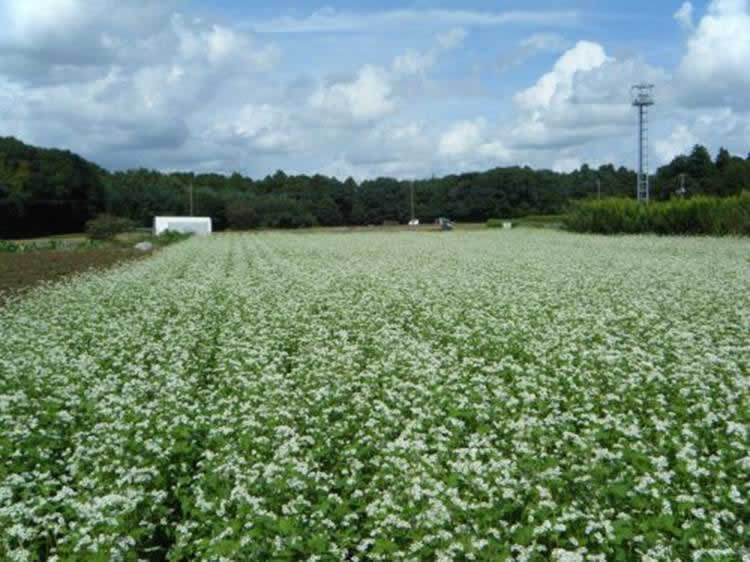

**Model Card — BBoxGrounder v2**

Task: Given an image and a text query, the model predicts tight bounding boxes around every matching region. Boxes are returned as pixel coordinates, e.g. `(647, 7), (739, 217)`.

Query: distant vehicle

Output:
(153, 216), (212, 235)
(437, 217), (454, 231)
(408, 218), (420, 227)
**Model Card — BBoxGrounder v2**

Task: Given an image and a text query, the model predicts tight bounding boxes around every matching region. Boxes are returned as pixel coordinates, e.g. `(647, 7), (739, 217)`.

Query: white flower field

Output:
(1, 230), (748, 561)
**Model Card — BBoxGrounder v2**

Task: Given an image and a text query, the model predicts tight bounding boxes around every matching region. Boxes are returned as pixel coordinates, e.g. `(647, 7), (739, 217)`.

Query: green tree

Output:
(715, 147), (731, 172)
(687, 145), (714, 179)
(0, 157), (31, 214)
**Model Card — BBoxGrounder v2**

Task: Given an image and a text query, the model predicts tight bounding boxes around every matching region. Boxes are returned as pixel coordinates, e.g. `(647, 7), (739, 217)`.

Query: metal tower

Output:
(631, 83), (654, 202)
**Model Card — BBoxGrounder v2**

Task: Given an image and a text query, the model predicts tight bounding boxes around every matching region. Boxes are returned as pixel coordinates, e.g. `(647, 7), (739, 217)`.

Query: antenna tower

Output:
(631, 83), (654, 202)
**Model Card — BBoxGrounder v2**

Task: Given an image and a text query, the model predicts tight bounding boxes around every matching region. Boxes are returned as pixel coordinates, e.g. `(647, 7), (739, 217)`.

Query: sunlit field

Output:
(1, 230), (748, 561)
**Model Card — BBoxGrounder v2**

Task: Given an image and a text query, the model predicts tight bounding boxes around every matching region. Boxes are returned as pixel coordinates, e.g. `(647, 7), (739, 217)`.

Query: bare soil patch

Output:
(0, 248), (145, 297)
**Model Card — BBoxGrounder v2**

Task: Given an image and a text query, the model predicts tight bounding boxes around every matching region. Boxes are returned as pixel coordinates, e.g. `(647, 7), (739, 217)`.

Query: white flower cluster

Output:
(0, 230), (748, 560)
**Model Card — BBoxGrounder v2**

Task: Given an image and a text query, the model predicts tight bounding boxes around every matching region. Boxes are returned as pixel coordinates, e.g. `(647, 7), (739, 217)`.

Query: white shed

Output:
(153, 216), (212, 235)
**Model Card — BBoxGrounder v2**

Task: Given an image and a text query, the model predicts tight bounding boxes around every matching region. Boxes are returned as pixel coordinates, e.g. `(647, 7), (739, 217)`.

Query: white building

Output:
(153, 216), (212, 235)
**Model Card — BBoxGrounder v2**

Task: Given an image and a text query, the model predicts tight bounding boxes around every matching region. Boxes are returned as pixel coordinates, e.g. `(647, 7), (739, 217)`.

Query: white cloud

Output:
(391, 27), (468, 80)
(678, 0), (750, 108)
(652, 107), (750, 166)
(2, 0), (83, 43)
(507, 40), (670, 156)
(249, 8), (579, 33)
(552, 157), (582, 173)
(392, 50), (435, 76)
(498, 32), (570, 71)
(435, 27), (467, 50)
(674, 2), (695, 31)
(515, 41), (610, 110)
(478, 140), (512, 162)
(439, 119), (485, 156)
(209, 103), (299, 153)
(5, 0), (749, 181)
(0, 0), (174, 70)
(171, 15), (280, 69)
(0, 0), (286, 172)
(309, 65), (395, 123)
(520, 32), (569, 52)
(654, 124), (698, 164)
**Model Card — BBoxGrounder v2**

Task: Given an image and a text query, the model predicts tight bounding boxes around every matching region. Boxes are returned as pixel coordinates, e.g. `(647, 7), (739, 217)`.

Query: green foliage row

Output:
(563, 191), (750, 235)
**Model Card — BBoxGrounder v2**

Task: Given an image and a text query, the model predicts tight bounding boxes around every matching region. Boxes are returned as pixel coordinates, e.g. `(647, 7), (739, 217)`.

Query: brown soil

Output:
(0, 248), (146, 298)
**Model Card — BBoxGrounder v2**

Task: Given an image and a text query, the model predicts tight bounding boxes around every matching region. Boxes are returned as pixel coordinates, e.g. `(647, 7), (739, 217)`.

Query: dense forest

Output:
(1, 136), (749, 237)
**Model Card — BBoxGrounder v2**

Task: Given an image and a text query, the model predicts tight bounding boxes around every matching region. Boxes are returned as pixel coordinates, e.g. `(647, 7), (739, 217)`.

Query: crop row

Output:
(1, 230), (748, 561)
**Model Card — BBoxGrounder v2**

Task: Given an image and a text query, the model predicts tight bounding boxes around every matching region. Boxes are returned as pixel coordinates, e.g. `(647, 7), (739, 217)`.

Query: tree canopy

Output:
(1, 136), (748, 238)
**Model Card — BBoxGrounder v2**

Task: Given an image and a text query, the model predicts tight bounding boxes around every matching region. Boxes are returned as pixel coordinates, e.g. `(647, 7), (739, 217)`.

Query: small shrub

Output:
(86, 214), (135, 240)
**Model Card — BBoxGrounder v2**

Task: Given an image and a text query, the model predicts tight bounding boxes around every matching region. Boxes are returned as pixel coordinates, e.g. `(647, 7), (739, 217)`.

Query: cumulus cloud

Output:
(3, 0), (748, 181)
(477, 140), (512, 162)
(507, 41), (670, 153)
(678, 0), (750, 108)
(439, 119), (485, 156)
(514, 41), (611, 110)
(342, 121), (434, 171)
(0, 0), (174, 77)
(172, 17), (280, 69)
(437, 119), (512, 167)
(674, 2), (695, 31)
(652, 107), (750, 165)
(308, 65), (395, 123)
(2, 0), (82, 42)
(654, 124), (698, 164)
(208, 104), (300, 153)
(0, 0), (286, 172)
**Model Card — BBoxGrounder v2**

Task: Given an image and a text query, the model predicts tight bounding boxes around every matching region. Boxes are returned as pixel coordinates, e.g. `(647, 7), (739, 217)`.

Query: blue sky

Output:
(1, 0), (748, 180)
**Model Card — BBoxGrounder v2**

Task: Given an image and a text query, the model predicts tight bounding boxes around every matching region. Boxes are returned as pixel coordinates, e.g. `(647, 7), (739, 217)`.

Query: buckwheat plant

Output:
(1, 230), (748, 560)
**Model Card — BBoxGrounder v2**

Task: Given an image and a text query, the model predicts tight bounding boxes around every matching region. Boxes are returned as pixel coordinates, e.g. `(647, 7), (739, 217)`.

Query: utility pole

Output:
(597, 177), (601, 199)
(189, 182), (194, 216)
(410, 181), (415, 221)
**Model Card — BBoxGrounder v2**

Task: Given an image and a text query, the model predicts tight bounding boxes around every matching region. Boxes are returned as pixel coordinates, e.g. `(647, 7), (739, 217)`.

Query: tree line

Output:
(1, 135), (749, 237)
